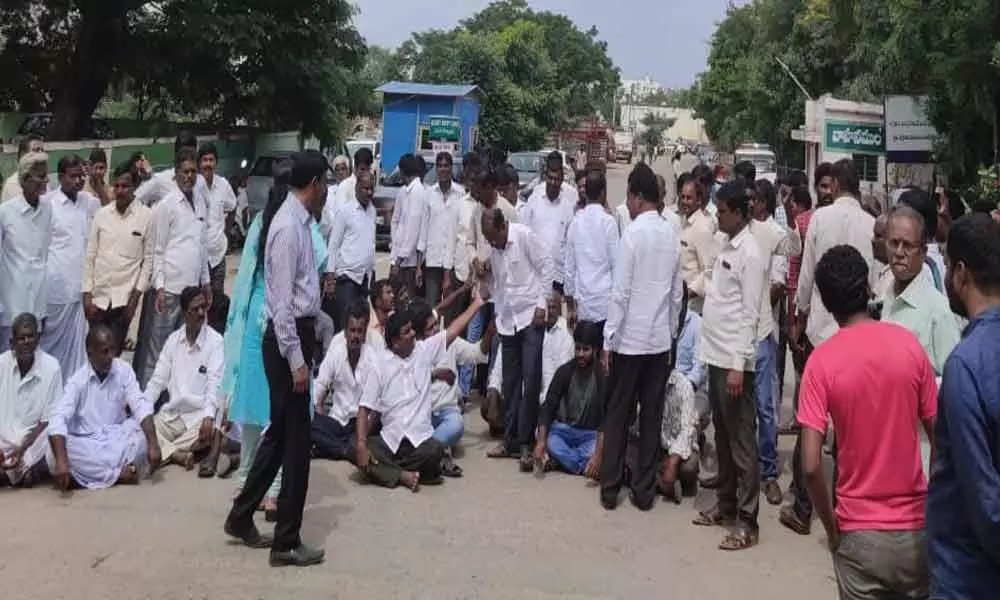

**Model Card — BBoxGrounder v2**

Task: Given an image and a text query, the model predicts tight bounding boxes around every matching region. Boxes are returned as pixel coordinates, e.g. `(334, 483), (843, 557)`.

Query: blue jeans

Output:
(432, 405), (464, 448)
(547, 423), (598, 475)
(459, 307), (486, 397)
(755, 336), (779, 480)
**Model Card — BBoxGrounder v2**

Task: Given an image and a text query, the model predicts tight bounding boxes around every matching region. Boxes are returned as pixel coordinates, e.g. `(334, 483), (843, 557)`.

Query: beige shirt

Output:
(82, 200), (153, 308)
(679, 209), (719, 314)
(795, 196), (876, 346)
(1, 173), (22, 203)
(749, 216), (802, 341)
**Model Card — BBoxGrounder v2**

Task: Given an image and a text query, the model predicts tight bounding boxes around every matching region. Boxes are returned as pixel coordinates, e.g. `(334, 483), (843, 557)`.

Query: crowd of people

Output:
(0, 133), (998, 596)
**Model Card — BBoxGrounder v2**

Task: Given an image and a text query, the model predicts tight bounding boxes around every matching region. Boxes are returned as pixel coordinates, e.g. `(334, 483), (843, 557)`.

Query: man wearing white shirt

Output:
(615, 173), (683, 237)
(323, 171), (376, 332)
(331, 148), (374, 229)
(424, 152), (465, 306)
(521, 151), (577, 297)
(1, 135), (43, 204)
(0, 152), (52, 354)
(135, 132), (203, 208)
(694, 182), (767, 551)
(0, 314), (62, 486)
(541, 295), (575, 406)
(82, 163), (153, 355)
(143, 288), (222, 468)
(197, 143), (237, 302)
(481, 187), (555, 472)
(390, 154), (429, 299)
(40, 155), (101, 381)
(564, 170), (618, 328)
(748, 179), (801, 506)
(677, 173), (720, 315)
(600, 164), (684, 512)
(785, 159), (876, 534)
(133, 148), (211, 389)
(318, 154), (351, 242)
(311, 301), (378, 463)
(355, 291), (485, 491)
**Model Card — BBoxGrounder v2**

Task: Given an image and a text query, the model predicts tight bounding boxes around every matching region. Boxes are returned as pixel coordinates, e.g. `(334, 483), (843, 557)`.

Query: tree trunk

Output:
(48, 1), (128, 140)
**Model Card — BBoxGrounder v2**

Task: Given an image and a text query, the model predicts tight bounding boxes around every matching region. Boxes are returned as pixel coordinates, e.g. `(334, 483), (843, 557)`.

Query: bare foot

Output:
(399, 471), (420, 493)
(117, 464), (139, 485)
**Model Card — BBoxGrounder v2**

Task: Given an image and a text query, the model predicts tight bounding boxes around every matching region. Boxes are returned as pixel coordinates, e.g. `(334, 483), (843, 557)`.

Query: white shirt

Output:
(424, 182), (465, 269)
(82, 200), (154, 309)
(453, 194), (479, 282)
(700, 226), (767, 371)
(748, 216), (801, 341)
(144, 325), (223, 428)
(796, 196), (876, 346)
(604, 211), (684, 355)
(521, 185), (577, 284)
(361, 331), (448, 453)
(325, 198), (376, 285)
(390, 178), (428, 268)
(44, 189), (100, 305)
(564, 204), (618, 322)
(680, 209), (720, 314)
(616, 204), (683, 238)
(334, 174), (357, 210)
(136, 170), (208, 208)
(319, 182), (341, 242)
(0, 195), (53, 325)
(542, 317), (575, 404)
(429, 337), (488, 412)
(1, 173), (21, 203)
(151, 189), (210, 294)
(489, 223), (555, 336)
(201, 174), (237, 267)
(47, 358), (153, 438)
(0, 350), (62, 448)
(312, 330), (381, 426)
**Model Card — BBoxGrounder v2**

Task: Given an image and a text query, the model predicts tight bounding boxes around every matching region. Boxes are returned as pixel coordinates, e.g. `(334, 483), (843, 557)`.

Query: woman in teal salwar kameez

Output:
(222, 174), (328, 517)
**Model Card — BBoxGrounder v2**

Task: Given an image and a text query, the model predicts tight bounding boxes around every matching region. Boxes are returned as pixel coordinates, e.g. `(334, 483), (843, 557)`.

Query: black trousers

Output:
(600, 351), (670, 508)
(323, 275), (368, 334)
(365, 435), (444, 488)
(423, 266), (448, 307)
(88, 303), (130, 357)
(311, 416), (358, 464)
(227, 319), (315, 551)
(707, 365), (760, 529)
(501, 325), (545, 450)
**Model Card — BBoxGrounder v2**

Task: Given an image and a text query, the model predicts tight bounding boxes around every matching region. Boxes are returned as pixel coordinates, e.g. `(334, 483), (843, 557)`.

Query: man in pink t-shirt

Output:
(797, 244), (937, 600)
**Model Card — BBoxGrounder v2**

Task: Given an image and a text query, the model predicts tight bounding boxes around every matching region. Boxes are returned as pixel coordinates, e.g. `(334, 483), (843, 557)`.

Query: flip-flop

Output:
(486, 444), (515, 459)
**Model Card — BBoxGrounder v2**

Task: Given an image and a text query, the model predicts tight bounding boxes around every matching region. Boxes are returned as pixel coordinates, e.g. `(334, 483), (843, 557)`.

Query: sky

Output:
(353, 0), (737, 89)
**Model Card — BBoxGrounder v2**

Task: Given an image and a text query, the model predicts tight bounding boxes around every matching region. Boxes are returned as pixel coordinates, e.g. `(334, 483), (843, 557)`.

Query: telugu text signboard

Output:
(825, 121), (885, 154)
(885, 95), (938, 154)
(428, 116), (461, 142)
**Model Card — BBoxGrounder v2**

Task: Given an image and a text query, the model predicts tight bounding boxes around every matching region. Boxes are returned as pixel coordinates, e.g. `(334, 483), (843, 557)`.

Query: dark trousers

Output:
(500, 325), (545, 450)
(323, 275), (368, 334)
(707, 365), (760, 529)
(210, 260), (226, 300)
(600, 352), (670, 508)
(365, 435), (444, 488)
(227, 319), (315, 552)
(423, 266), (448, 307)
(311, 416), (358, 464)
(398, 266), (420, 301)
(790, 340), (816, 521)
(88, 303), (130, 356)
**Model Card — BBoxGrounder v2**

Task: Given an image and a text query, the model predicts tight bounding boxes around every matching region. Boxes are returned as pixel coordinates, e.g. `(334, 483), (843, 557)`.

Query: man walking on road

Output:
(225, 150), (328, 568)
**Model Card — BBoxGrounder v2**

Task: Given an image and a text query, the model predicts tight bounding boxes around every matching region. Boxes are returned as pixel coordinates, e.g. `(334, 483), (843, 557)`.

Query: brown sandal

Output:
(692, 508), (728, 527)
(487, 443), (515, 459)
(718, 527), (758, 551)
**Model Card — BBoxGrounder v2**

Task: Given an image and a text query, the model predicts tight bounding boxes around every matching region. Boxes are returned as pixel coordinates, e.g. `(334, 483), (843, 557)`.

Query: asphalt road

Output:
(0, 159), (839, 600)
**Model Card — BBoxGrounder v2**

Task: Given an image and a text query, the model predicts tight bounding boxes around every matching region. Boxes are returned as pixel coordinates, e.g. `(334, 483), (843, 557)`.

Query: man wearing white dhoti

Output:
(47, 326), (162, 490)
(0, 152), (52, 354)
(40, 155), (100, 381)
(0, 314), (62, 486)
(144, 287), (223, 468)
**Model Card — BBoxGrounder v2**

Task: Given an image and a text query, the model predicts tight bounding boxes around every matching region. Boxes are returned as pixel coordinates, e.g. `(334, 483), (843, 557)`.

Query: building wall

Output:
(380, 94), (479, 172)
(619, 104), (708, 143)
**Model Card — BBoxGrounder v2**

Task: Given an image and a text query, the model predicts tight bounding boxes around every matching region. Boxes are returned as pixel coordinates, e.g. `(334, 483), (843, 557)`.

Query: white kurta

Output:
(46, 359), (153, 489)
(0, 350), (62, 482)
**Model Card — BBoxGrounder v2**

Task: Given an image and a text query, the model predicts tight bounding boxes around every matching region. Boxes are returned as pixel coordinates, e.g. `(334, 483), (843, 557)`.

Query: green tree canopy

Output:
(393, 0), (620, 151)
(0, 0), (367, 143)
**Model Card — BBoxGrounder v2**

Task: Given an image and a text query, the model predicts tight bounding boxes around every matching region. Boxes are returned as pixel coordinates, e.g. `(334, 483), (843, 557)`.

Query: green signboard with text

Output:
(825, 121), (885, 154)
(428, 116), (461, 142)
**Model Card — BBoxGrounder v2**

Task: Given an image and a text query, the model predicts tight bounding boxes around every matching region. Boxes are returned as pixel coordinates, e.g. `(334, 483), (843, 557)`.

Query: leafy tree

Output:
(0, 0), (367, 143)
(637, 114), (675, 150)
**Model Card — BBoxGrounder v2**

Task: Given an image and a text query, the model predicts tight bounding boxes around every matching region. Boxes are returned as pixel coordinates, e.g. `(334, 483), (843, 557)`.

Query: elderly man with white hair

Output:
(1, 135), (44, 203)
(0, 152), (52, 353)
(319, 154), (352, 241)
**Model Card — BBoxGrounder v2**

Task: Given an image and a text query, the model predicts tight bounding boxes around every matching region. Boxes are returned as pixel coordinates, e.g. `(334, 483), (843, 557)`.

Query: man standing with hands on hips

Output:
(224, 150), (327, 568)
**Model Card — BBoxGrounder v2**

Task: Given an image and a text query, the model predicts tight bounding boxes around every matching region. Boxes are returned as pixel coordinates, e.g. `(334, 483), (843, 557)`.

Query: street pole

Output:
(774, 56), (814, 101)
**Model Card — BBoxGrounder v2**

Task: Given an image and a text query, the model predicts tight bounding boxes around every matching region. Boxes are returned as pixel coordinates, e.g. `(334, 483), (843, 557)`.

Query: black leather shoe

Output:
(269, 544), (326, 567)
(224, 519), (273, 549)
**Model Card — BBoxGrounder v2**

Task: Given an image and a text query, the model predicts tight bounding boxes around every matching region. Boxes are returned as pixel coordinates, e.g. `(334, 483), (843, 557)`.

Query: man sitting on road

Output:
(311, 300), (380, 463)
(368, 278), (395, 346)
(143, 287), (223, 470)
(355, 289), (486, 491)
(658, 370), (700, 502)
(0, 313), (62, 486)
(47, 325), (162, 490)
(533, 321), (606, 478)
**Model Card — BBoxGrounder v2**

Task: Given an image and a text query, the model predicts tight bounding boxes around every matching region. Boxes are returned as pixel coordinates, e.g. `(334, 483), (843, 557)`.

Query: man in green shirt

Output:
(881, 204), (962, 376)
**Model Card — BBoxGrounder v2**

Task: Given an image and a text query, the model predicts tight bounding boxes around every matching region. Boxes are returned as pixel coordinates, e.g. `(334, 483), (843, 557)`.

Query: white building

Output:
(619, 104), (708, 144)
(620, 76), (663, 101)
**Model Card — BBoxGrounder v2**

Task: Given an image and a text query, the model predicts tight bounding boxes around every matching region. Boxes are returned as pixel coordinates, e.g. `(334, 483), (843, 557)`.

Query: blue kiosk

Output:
(376, 81), (481, 174)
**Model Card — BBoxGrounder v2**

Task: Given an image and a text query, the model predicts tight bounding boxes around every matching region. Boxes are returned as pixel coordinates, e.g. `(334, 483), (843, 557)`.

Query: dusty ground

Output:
(0, 160), (840, 600)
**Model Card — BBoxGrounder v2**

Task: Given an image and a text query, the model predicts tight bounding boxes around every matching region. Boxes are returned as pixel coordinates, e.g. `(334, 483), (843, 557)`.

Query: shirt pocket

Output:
(117, 230), (144, 260)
